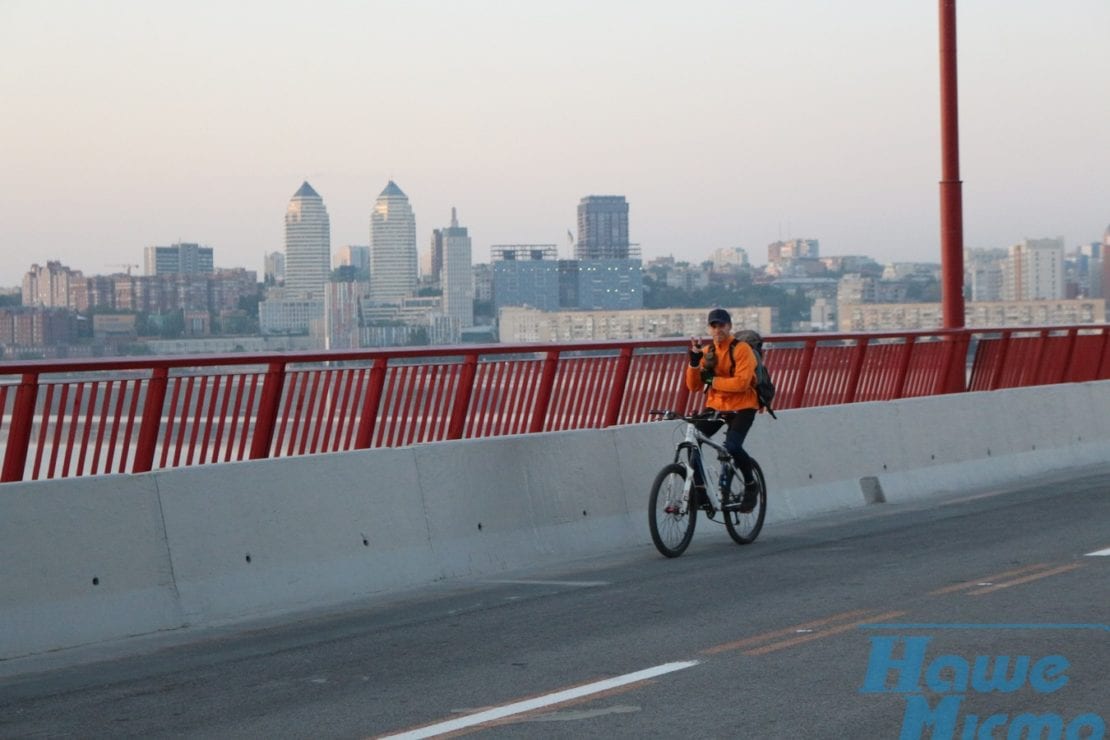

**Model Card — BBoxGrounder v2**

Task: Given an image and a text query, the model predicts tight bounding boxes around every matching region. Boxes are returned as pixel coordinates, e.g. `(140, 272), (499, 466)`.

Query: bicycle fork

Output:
(674, 444), (710, 516)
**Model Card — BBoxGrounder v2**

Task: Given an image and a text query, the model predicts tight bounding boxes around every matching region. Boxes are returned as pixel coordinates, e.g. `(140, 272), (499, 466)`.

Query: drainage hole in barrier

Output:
(931, 454), (935, 460)
(92, 577), (99, 586)
(582, 510), (588, 517)
(477, 523), (483, 531)
(245, 554), (252, 564)
(808, 473), (813, 479)
(987, 448), (991, 456)
(883, 464), (888, 470)
(362, 537), (369, 547)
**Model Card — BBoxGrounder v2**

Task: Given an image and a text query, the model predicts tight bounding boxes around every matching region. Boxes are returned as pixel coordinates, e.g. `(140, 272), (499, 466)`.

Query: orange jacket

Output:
(684, 337), (759, 412)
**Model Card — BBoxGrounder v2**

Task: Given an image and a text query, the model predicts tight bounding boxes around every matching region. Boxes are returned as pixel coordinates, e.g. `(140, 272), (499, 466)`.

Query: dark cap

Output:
(707, 308), (731, 325)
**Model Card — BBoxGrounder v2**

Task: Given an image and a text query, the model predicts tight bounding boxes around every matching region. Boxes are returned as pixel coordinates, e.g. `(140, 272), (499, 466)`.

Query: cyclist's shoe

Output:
(692, 484), (710, 510)
(738, 481), (760, 513)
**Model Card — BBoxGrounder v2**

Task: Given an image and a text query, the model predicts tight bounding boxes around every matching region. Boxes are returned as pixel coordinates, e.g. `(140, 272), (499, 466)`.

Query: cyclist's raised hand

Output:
(688, 337), (704, 367)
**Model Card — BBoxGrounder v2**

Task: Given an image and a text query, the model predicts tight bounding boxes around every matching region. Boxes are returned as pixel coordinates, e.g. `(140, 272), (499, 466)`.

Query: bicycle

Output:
(646, 409), (767, 557)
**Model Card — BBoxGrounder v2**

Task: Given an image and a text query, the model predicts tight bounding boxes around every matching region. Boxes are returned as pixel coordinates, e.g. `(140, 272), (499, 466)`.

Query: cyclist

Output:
(686, 308), (761, 513)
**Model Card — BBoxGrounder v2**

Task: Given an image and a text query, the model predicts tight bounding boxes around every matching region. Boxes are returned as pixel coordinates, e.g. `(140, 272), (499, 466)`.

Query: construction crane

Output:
(106, 263), (140, 276)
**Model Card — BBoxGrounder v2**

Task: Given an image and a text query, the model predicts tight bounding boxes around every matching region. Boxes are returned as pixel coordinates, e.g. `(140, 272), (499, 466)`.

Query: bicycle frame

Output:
(672, 420), (734, 516)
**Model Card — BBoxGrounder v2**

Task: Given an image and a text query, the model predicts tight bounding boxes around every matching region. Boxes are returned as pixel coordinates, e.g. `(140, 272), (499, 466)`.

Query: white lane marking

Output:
(525, 704), (641, 722)
(378, 661), (698, 739)
(485, 579), (610, 587)
(1085, 547), (1110, 557)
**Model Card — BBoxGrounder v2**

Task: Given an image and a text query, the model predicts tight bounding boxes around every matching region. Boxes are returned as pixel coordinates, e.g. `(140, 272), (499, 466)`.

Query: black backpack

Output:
(729, 331), (778, 419)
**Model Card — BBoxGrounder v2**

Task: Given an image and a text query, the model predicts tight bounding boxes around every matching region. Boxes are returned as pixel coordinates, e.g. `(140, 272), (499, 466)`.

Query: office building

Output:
(284, 181), (331, 297)
(837, 299), (1104, 332)
(144, 243), (214, 276)
(22, 261), (81, 308)
(334, 245), (371, 276)
(573, 258), (643, 310)
(966, 249), (1007, 302)
(1003, 238), (1064, 301)
(440, 208), (474, 330)
(768, 239), (819, 264)
(498, 306), (773, 343)
(324, 279), (368, 350)
(709, 247), (750, 270)
(264, 251), (285, 286)
(472, 263), (493, 303)
(576, 195), (630, 260)
(259, 290), (325, 336)
(491, 244), (560, 311)
(428, 229), (444, 285)
(369, 180), (418, 304)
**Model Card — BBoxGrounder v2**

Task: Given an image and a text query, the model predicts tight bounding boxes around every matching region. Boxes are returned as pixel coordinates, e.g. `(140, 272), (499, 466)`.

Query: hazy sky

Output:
(2, 0), (1108, 287)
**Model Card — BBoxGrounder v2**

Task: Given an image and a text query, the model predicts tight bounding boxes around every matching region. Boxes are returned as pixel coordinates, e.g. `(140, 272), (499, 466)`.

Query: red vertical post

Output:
(446, 353), (479, 440)
(1098, 328), (1110, 380)
(939, 0), (965, 332)
(893, 335), (917, 399)
(842, 339), (870, 404)
(529, 350), (561, 434)
(939, 0), (967, 395)
(671, 353), (692, 414)
(950, 330), (971, 393)
(1, 373), (39, 483)
(790, 339), (817, 409)
(133, 367), (168, 473)
(1059, 327), (1079, 383)
(1029, 329), (1050, 386)
(934, 331), (970, 395)
(249, 361), (287, 460)
(354, 358), (388, 449)
(603, 347), (634, 427)
(989, 330), (1012, 390)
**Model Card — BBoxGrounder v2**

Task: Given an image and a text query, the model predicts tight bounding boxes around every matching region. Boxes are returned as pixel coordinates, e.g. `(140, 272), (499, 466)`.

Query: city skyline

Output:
(2, 1), (1108, 287)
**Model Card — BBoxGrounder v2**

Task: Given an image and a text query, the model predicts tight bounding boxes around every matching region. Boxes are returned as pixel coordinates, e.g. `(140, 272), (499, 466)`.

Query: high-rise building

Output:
(576, 195), (629, 260)
(965, 248), (1007, 302)
(370, 181), (418, 304)
(22, 261), (81, 308)
(264, 251), (285, 286)
(491, 244), (560, 311)
(144, 243), (214, 276)
(324, 277), (368, 350)
(1102, 225), (1110, 302)
(573, 259), (644, 310)
(710, 247), (750, 270)
(1004, 238), (1064, 301)
(334, 245), (371, 276)
(428, 229), (444, 285)
(441, 208), (474, 330)
(768, 239), (820, 265)
(284, 181), (331, 297)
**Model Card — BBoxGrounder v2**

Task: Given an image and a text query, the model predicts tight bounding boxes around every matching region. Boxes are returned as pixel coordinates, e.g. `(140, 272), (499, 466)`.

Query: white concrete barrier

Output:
(0, 474), (183, 660)
(152, 446), (437, 624)
(1, 380), (1107, 659)
(415, 429), (642, 578)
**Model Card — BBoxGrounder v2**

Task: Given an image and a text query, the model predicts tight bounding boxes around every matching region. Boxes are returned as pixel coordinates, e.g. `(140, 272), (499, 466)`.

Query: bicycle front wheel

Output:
(648, 463), (697, 558)
(724, 460), (767, 545)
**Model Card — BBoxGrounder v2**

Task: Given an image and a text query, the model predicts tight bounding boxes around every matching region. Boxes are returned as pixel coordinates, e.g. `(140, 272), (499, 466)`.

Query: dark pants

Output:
(696, 409), (757, 484)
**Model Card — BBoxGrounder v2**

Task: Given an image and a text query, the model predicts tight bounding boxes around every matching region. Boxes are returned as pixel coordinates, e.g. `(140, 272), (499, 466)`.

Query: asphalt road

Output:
(2, 465), (1108, 739)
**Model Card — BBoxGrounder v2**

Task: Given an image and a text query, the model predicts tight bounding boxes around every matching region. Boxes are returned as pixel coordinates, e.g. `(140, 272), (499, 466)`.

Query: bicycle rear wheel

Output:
(648, 463), (697, 557)
(724, 460), (767, 545)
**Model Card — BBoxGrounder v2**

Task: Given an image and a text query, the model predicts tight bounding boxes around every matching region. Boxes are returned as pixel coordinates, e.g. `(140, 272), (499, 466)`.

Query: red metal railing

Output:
(1, 325), (1107, 484)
